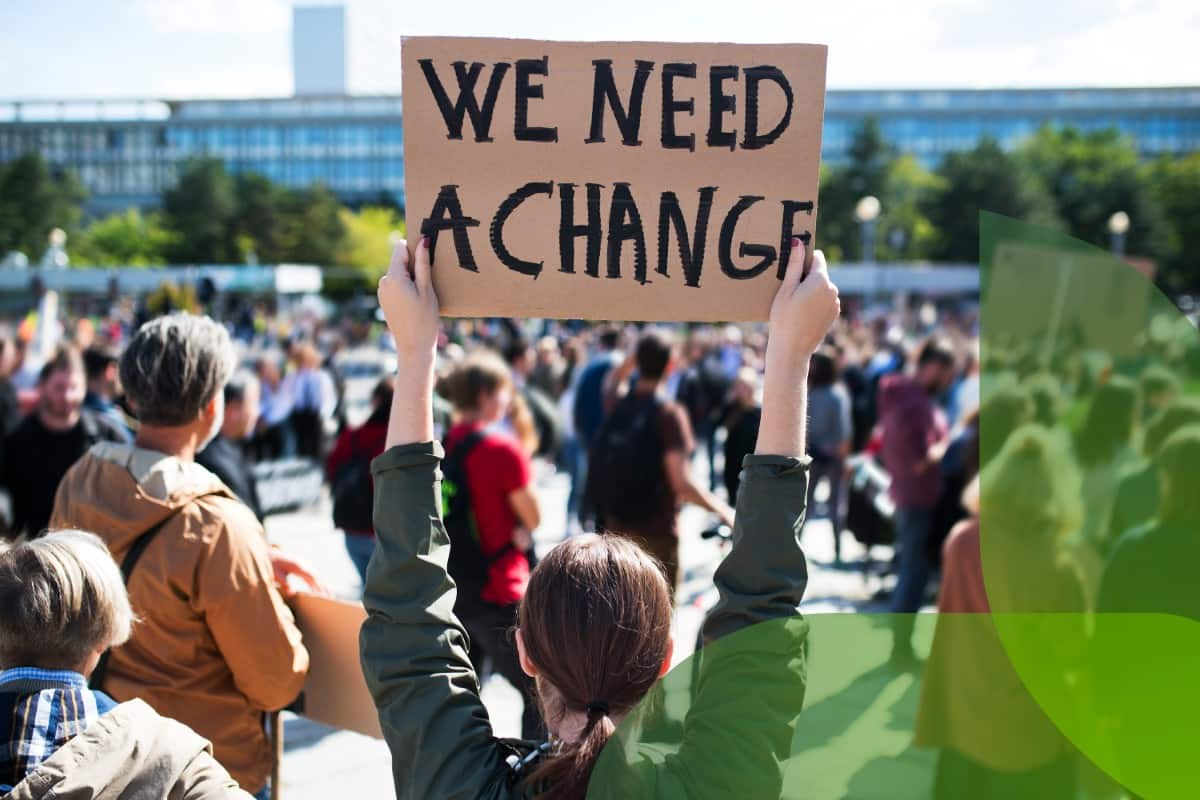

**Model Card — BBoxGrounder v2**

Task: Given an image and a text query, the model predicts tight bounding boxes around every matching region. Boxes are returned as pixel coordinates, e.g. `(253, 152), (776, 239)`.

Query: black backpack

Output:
(585, 392), (668, 526)
(332, 430), (374, 533)
(442, 430), (511, 603)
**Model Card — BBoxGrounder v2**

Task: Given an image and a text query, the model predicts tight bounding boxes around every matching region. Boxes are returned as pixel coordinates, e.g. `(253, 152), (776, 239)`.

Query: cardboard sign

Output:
(290, 593), (383, 739)
(402, 37), (828, 321)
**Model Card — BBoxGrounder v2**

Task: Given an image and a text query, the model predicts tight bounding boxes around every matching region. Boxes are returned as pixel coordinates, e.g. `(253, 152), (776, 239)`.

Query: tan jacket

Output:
(7, 698), (253, 799)
(50, 443), (309, 793)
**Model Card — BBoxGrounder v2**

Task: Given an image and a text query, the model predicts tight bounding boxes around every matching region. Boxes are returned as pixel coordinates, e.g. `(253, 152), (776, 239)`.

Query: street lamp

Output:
(855, 195), (881, 264)
(1108, 211), (1130, 257)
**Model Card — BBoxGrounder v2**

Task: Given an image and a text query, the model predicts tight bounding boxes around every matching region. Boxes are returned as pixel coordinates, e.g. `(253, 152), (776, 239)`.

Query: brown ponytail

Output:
(519, 535), (672, 799)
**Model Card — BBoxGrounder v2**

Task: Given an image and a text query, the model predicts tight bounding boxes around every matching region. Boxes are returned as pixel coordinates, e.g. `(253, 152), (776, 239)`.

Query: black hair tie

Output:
(585, 701), (610, 717)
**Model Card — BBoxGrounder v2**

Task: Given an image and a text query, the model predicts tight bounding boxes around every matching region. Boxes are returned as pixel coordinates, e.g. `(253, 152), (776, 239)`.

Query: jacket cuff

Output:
(740, 454), (811, 475)
(371, 441), (445, 475)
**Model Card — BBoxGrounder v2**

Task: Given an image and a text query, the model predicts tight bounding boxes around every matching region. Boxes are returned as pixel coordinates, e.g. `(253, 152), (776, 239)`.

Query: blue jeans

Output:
(344, 533), (375, 585)
(890, 507), (934, 614)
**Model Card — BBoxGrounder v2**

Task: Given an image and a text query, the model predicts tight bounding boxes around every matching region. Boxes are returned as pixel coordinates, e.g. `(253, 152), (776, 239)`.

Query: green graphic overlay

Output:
(584, 213), (1196, 798)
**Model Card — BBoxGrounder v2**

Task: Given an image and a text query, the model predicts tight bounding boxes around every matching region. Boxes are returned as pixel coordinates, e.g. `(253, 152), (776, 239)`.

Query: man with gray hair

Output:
(49, 313), (310, 798)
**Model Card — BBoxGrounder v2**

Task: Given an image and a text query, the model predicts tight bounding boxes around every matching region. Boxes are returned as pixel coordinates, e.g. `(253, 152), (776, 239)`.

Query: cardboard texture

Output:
(290, 592), (383, 739)
(402, 37), (828, 321)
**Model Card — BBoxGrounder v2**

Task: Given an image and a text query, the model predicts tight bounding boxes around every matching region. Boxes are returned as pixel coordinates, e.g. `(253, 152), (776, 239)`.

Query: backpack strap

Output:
(444, 428), (489, 470)
(443, 428), (512, 564)
(88, 503), (190, 692)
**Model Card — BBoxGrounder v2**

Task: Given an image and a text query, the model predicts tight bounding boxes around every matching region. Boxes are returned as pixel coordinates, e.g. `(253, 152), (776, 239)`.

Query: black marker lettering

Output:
(742, 65), (793, 150)
(491, 181), (553, 277)
(419, 184), (481, 271)
(661, 63), (697, 151)
(514, 57), (558, 143)
(558, 182), (604, 277)
(707, 66), (738, 150)
(418, 59), (511, 142)
(657, 187), (717, 287)
(778, 200), (815, 278)
(719, 195), (774, 279)
(586, 59), (655, 146)
(607, 183), (648, 281)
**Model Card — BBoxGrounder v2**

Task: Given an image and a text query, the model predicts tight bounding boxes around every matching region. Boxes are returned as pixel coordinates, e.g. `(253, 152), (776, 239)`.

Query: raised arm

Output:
(702, 240), (839, 642)
(361, 240), (514, 800)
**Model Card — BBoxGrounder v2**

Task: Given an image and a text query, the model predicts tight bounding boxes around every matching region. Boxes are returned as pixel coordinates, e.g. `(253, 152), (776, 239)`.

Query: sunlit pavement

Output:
(267, 456), (902, 798)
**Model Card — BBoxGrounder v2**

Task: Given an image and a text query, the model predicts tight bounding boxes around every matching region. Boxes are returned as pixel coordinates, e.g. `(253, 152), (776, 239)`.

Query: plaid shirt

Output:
(0, 667), (117, 792)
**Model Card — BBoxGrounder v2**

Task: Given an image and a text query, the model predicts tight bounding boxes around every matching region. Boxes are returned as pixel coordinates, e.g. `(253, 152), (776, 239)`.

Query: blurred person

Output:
(49, 314), (311, 797)
(529, 335), (566, 398)
(1137, 364), (1178, 424)
(1107, 397), (1200, 542)
(441, 350), (542, 740)
(504, 337), (561, 461)
(879, 339), (956, 665)
(1, 348), (127, 540)
(805, 347), (852, 563)
(0, 336), (22, 436)
(81, 345), (132, 441)
(252, 356), (294, 461)
(590, 329), (735, 595)
(571, 326), (622, 529)
(326, 377), (394, 583)
(1100, 423), (1200, 618)
(0, 530), (252, 798)
(720, 366), (762, 504)
(289, 342), (336, 460)
(361, 237), (836, 800)
(197, 370), (264, 521)
(916, 427), (1084, 799)
(1073, 377), (1140, 555)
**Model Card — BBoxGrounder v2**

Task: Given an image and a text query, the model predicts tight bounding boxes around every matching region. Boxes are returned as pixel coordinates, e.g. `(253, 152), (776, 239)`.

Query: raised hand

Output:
(378, 238), (440, 366)
(379, 238), (440, 448)
(757, 240), (840, 457)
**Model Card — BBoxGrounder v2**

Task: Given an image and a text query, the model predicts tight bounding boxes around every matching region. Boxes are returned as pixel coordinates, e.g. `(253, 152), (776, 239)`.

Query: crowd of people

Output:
(0, 227), (1189, 797)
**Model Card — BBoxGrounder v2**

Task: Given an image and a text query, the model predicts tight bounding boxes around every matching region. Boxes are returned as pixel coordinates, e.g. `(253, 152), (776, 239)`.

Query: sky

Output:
(1, 0), (1198, 100)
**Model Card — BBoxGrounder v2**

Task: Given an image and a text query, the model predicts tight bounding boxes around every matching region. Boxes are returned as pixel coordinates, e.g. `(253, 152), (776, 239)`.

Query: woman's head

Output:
(979, 424), (1082, 545)
(1156, 425), (1200, 526)
(0, 530), (135, 673)
(517, 534), (673, 797)
(1075, 376), (1139, 466)
(443, 350), (513, 423)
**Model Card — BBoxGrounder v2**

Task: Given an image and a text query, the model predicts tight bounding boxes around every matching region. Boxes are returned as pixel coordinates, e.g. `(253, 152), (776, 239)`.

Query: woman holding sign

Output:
(361, 236), (838, 798)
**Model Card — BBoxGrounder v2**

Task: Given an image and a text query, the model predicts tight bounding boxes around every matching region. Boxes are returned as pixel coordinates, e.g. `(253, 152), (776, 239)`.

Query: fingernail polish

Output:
(792, 237), (801, 248)
(420, 237), (430, 249)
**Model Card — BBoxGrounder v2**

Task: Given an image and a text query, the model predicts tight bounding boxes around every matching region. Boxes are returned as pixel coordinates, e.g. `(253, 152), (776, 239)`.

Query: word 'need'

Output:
(419, 182), (814, 286)
(418, 58), (796, 151)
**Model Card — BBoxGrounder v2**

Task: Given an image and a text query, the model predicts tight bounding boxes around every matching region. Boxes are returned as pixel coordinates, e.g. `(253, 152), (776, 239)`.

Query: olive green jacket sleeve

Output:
(702, 454), (811, 643)
(359, 441), (525, 800)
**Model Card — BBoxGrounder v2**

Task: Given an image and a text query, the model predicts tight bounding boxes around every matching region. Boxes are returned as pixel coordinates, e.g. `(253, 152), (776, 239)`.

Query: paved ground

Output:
(266, 455), (900, 799)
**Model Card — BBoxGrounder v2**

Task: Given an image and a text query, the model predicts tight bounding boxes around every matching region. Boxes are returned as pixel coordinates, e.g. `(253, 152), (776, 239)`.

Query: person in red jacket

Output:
(326, 378), (393, 582)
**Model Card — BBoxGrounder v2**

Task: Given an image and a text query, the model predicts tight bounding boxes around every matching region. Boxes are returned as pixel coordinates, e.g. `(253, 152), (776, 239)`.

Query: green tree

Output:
(279, 185), (345, 264)
(70, 208), (178, 266)
(818, 119), (894, 261)
(1152, 153), (1200, 291)
(162, 159), (238, 263)
(923, 138), (1060, 262)
(337, 206), (405, 280)
(1020, 127), (1167, 258)
(233, 172), (289, 263)
(0, 153), (86, 261)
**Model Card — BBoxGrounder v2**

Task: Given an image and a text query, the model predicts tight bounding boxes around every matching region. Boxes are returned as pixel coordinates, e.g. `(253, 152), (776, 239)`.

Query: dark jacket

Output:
(198, 435), (263, 520)
(359, 441), (811, 799)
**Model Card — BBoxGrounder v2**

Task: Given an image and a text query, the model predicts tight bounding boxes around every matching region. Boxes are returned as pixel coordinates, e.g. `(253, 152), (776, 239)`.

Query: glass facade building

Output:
(1, 86), (1197, 216)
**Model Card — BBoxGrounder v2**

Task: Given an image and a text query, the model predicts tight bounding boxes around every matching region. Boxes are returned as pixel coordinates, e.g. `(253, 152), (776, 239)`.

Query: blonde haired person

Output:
(0, 530), (251, 798)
